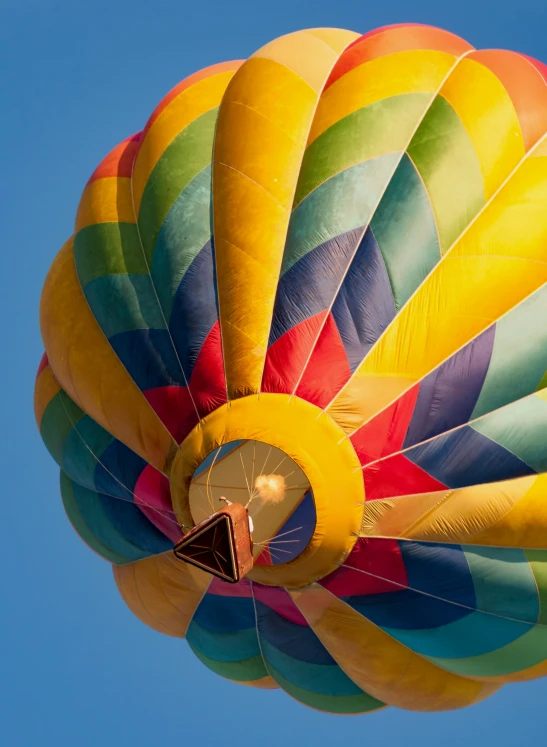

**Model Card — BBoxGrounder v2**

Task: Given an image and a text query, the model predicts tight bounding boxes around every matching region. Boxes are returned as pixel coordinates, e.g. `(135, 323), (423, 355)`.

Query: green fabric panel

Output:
(282, 153), (400, 275)
(407, 95), (485, 252)
(427, 623), (547, 678)
(524, 551), (547, 625)
(138, 108), (217, 264)
(186, 621), (261, 662)
(370, 153), (440, 310)
(75, 223), (145, 287)
(472, 285), (547, 418)
(471, 394), (547, 473)
(60, 471), (132, 565)
(189, 645), (269, 682)
(294, 93), (431, 206)
(463, 546), (539, 623)
(62, 416), (114, 492)
(66, 476), (150, 563)
(84, 274), (167, 338)
(267, 666), (385, 714)
(40, 391), (85, 469)
(151, 165), (213, 321)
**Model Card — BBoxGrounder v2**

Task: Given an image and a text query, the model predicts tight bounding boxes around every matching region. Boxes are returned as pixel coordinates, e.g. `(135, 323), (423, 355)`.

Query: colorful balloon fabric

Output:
(35, 23), (547, 713)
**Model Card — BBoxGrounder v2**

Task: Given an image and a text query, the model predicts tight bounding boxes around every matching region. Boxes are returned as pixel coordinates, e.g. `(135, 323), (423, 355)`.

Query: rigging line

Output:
(240, 451), (253, 505)
(262, 547), (289, 562)
(205, 447), (222, 512)
(338, 563), (546, 628)
(253, 526), (304, 545)
(251, 442), (256, 494)
(269, 455), (287, 475)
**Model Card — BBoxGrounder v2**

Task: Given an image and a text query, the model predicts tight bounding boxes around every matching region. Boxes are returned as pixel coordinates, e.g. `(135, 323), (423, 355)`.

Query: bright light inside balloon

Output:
(254, 473), (286, 504)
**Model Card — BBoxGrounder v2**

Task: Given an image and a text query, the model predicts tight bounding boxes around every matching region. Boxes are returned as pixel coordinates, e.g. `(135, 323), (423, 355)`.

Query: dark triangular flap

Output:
(174, 514), (238, 582)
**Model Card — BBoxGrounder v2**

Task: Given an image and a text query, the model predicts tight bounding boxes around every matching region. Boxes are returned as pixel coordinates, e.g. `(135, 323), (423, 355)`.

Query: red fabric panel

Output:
(363, 453), (447, 501)
(134, 465), (182, 543)
(255, 546), (273, 566)
(295, 314), (351, 408)
(87, 133), (141, 183)
(262, 311), (327, 394)
(37, 352), (49, 377)
(320, 538), (407, 596)
(187, 320), (227, 418)
(252, 583), (308, 625)
(208, 577), (253, 598)
(324, 25), (473, 90)
(350, 385), (419, 465)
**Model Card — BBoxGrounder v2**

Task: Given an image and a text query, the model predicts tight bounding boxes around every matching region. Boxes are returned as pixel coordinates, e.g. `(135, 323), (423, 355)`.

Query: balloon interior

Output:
(35, 23), (547, 714)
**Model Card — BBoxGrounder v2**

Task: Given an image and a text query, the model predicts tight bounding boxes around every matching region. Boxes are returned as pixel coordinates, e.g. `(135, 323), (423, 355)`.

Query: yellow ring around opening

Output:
(169, 394), (364, 588)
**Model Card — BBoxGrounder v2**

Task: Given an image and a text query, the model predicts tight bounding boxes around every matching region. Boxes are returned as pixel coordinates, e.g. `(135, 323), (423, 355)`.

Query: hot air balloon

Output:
(35, 23), (547, 714)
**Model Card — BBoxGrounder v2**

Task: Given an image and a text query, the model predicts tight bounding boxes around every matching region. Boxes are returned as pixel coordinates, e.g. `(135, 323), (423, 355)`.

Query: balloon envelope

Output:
(35, 23), (547, 713)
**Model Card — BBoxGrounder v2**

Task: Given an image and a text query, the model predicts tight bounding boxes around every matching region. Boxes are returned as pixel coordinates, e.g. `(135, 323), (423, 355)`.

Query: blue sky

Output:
(3, 0), (547, 744)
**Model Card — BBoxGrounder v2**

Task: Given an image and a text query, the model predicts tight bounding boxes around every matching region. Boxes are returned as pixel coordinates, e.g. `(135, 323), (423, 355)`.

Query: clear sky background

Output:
(3, 0), (547, 745)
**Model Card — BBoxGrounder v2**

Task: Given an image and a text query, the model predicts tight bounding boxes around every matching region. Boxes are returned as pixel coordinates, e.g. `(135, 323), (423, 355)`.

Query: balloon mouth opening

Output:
(188, 440), (316, 566)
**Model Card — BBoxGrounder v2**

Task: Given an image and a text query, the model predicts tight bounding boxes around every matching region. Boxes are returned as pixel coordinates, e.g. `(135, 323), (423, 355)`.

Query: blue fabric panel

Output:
(94, 439), (147, 498)
(191, 594), (256, 634)
(68, 479), (150, 562)
(98, 491), (172, 554)
(254, 600), (335, 664)
(169, 239), (218, 378)
(403, 325), (496, 448)
(331, 227), (396, 372)
(109, 328), (187, 390)
(406, 426), (536, 488)
(345, 542), (475, 630)
(270, 490), (316, 565)
(269, 227), (363, 345)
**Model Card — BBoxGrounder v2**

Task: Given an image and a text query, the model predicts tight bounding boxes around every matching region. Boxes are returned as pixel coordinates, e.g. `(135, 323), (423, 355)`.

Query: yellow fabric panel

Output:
(440, 58), (525, 198)
(290, 585), (499, 710)
(40, 238), (177, 473)
(232, 676), (279, 689)
(113, 553), (210, 637)
(252, 29), (354, 92)
(132, 71), (237, 214)
(213, 38), (345, 399)
(359, 474), (547, 549)
(304, 27), (359, 52)
(75, 177), (135, 231)
(308, 50), (457, 145)
(170, 394), (364, 588)
(328, 154), (547, 433)
(34, 362), (62, 429)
